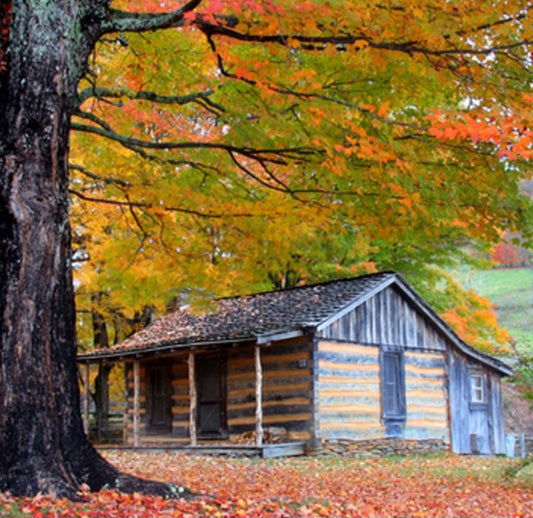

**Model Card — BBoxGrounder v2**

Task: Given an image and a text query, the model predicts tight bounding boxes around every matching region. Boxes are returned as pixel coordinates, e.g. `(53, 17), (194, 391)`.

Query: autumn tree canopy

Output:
(0, 0), (532, 499)
(71, 0), (533, 351)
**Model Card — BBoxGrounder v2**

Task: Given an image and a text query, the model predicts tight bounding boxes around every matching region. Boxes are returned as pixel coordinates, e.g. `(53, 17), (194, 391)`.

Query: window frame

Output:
(380, 348), (407, 427)
(469, 371), (488, 409)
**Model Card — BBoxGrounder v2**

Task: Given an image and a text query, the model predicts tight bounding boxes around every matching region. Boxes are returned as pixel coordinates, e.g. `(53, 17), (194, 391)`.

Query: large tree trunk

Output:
(0, 1), (188, 499)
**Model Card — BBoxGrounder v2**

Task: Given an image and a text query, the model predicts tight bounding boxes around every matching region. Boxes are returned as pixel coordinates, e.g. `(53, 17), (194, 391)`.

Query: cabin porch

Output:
(80, 338), (315, 458)
(95, 438), (307, 458)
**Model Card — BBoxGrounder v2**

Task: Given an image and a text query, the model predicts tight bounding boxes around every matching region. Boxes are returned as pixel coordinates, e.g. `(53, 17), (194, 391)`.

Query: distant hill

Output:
(456, 267), (533, 354)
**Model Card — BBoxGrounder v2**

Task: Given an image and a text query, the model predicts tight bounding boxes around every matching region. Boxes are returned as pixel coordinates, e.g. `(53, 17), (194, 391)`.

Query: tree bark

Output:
(0, 1), (191, 499)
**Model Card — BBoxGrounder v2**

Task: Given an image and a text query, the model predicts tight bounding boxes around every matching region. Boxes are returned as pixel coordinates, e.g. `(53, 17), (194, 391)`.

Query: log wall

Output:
(261, 337), (313, 441)
(227, 338), (314, 441)
(226, 345), (256, 436)
(404, 351), (448, 441)
(316, 341), (449, 442)
(170, 359), (189, 438)
(123, 339), (314, 444)
(317, 341), (382, 439)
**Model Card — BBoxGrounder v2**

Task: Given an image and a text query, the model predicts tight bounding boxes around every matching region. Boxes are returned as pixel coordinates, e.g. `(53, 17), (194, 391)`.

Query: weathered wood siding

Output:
(490, 373), (505, 454)
(317, 341), (382, 439)
(404, 351), (448, 441)
(260, 337), (314, 441)
(447, 348), (505, 454)
(318, 285), (447, 352)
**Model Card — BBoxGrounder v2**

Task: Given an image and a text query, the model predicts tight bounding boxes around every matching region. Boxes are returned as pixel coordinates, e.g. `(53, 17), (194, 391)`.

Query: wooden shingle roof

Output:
(79, 272), (395, 360)
(77, 271), (512, 376)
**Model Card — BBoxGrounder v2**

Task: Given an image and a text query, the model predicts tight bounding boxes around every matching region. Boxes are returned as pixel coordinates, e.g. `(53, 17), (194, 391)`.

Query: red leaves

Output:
(1, 452), (530, 517)
(0, 0), (12, 76)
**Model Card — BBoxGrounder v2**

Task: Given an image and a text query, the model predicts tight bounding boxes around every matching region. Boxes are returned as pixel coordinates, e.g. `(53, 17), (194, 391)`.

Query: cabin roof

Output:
(78, 271), (512, 376)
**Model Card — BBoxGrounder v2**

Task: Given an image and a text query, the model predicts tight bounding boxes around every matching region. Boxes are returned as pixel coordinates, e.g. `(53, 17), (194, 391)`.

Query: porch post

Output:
(255, 344), (263, 447)
(188, 351), (197, 447)
(133, 359), (140, 448)
(83, 363), (90, 436)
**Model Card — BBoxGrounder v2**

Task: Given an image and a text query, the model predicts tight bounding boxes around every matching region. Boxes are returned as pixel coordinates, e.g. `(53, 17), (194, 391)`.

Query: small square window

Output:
(470, 373), (486, 404)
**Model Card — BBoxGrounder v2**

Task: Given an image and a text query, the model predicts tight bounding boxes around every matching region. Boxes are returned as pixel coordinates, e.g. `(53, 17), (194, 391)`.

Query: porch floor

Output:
(96, 440), (306, 458)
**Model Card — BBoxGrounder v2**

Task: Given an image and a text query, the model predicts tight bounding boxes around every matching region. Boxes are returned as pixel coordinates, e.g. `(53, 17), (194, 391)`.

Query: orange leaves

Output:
(441, 290), (511, 354)
(426, 110), (533, 161)
(1, 452), (530, 517)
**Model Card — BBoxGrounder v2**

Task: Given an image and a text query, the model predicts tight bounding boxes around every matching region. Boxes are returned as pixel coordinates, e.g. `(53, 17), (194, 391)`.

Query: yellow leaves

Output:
(290, 68), (318, 86)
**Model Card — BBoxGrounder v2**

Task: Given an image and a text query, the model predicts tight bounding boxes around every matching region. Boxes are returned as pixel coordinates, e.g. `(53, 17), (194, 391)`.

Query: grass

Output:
(456, 267), (533, 354)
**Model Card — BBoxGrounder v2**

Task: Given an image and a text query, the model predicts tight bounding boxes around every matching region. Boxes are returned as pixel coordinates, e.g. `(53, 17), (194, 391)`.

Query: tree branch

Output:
(195, 8), (532, 58)
(100, 0), (203, 34)
(70, 120), (320, 161)
(70, 164), (131, 188)
(99, 2), (531, 60)
(75, 86), (224, 115)
(68, 188), (257, 219)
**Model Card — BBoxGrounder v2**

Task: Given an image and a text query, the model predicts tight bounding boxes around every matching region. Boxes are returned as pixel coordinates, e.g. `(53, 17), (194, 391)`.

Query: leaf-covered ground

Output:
(0, 451), (531, 517)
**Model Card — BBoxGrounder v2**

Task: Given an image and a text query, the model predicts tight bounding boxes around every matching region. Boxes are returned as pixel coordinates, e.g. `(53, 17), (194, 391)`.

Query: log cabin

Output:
(78, 271), (512, 456)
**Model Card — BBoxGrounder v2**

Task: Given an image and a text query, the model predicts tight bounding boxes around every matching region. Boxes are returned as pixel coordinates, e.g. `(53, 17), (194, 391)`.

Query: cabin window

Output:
(381, 350), (406, 425)
(470, 373), (486, 404)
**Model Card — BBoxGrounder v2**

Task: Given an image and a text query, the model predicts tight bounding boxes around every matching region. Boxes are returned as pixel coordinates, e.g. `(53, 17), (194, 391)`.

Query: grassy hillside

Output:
(456, 267), (533, 354)
(457, 267), (533, 417)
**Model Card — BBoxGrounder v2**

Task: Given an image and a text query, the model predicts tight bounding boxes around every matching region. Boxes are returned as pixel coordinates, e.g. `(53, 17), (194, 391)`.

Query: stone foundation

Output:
(315, 437), (449, 457)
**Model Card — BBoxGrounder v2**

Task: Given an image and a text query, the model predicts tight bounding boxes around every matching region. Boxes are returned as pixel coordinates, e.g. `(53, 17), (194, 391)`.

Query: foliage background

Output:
(72, 1), (533, 358)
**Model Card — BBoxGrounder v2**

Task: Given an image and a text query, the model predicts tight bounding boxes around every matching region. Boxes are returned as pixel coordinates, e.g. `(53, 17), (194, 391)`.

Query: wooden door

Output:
(196, 354), (227, 438)
(147, 364), (172, 432)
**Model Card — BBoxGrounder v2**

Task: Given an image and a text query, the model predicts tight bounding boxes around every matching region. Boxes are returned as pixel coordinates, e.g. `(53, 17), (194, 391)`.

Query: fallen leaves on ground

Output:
(0, 452), (531, 517)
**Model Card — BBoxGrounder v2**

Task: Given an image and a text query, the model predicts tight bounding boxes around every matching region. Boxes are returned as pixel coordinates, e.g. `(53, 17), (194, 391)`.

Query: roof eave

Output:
(77, 336), (255, 363)
(255, 328), (306, 345)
